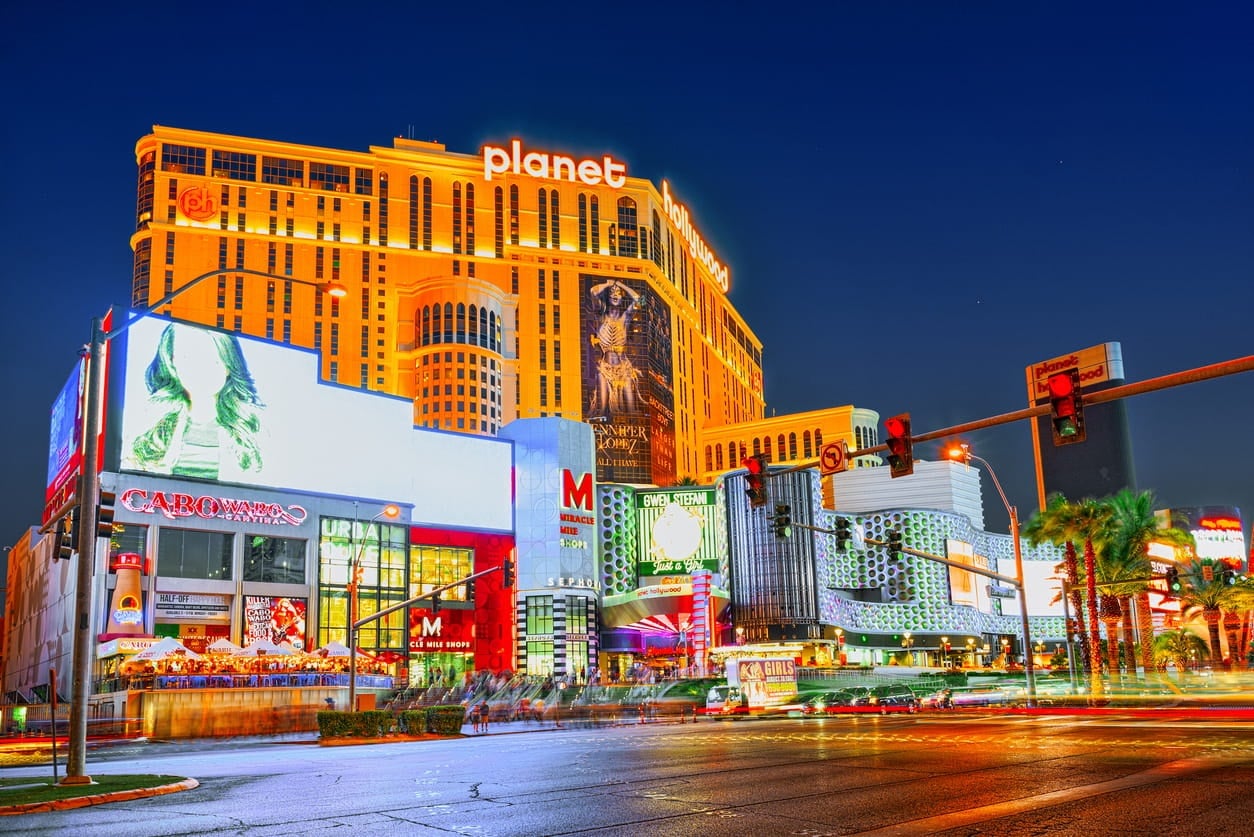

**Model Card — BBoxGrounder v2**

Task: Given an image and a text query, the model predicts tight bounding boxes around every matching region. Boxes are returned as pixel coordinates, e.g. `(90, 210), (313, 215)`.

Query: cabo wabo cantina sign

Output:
(482, 140), (729, 292)
(121, 488), (307, 526)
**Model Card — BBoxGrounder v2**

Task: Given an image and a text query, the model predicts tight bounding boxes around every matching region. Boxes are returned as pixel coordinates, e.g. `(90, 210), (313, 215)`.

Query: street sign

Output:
(819, 440), (848, 475)
(986, 584), (1016, 599)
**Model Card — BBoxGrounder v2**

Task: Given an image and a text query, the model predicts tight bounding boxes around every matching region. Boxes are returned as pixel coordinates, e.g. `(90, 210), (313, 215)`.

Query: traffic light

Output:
(1046, 369), (1086, 445)
(1165, 566), (1182, 594)
(743, 453), (769, 508)
(57, 512), (76, 561)
(886, 529), (903, 555)
(97, 489), (117, 539)
(884, 414), (913, 478)
(430, 593), (441, 613)
(772, 504), (792, 539)
(833, 517), (852, 549)
(501, 558), (515, 588)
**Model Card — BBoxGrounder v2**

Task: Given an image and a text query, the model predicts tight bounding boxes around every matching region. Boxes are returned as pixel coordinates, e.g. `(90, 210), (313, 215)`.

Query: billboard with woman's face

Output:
(580, 274), (674, 485)
(113, 315), (514, 532)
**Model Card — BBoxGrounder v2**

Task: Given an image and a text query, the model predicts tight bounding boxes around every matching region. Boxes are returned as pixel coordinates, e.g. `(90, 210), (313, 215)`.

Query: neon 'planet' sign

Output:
(483, 140), (626, 188)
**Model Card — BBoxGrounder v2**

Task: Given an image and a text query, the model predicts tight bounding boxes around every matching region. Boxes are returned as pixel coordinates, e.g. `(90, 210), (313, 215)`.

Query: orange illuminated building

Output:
(132, 127), (764, 484)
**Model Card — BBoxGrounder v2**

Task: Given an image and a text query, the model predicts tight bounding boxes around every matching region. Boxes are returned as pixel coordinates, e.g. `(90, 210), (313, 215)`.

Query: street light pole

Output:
(63, 269), (346, 783)
(948, 444), (1037, 706)
(348, 505), (400, 713)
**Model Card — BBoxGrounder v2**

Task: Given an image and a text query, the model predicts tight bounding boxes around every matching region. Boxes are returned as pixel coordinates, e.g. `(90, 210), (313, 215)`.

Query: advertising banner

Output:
(243, 595), (308, 650)
(726, 657), (797, 708)
(580, 275), (674, 484)
(408, 607), (474, 653)
(635, 488), (721, 576)
(155, 592), (232, 622)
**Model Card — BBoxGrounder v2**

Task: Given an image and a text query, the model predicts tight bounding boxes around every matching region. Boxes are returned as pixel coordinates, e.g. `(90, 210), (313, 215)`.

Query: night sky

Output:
(3, 2), (1251, 547)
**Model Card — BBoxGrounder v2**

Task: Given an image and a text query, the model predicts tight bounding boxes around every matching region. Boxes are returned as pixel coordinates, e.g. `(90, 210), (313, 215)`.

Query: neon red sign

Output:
(120, 488), (307, 526)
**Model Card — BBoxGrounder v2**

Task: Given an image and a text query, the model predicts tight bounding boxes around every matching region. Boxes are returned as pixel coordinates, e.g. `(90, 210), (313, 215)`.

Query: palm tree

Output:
(1152, 628), (1209, 682)
(1097, 490), (1193, 675)
(1178, 559), (1240, 663)
(1023, 495), (1090, 673)
(1071, 499), (1111, 680)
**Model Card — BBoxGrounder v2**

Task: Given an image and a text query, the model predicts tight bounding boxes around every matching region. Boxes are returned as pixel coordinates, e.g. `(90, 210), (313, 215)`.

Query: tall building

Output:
(132, 127), (765, 486)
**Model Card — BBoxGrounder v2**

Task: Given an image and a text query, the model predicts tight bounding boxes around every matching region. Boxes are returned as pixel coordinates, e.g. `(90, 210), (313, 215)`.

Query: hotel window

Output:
(408, 176), (419, 249)
(283, 280), (293, 314)
(803, 430), (812, 459)
(269, 217), (277, 235)
(549, 189), (559, 248)
(465, 183), (475, 255)
(136, 152), (155, 229)
(165, 232), (176, 265)
(132, 239), (151, 306)
(217, 276), (227, 309)
(554, 341), (561, 371)
(616, 198), (638, 258)
(789, 433), (798, 460)
(539, 306), (547, 333)
(314, 321), (322, 350)
(539, 339), (547, 370)
(266, 280), (276, 313)
(538, 269), (546, 299)
(315, 247), (324, 279)
(267, 243), (277, 274)
(333, 222), (341, 241)
(538, 189), (548, 247)
(355, 167), (373, 196)
(233, 275), (245, 310)
(269, 191), (279, 212)
(330, 322), (339, 355)
(261, 156), (303, 186)
(164, 269), (173, 296)
(590, 196), (600, 253)
(309, 162), (349, 192)
(161, 144), (206, 175)
(361, 363), (369, 388)
(509, 185), (519, 245)
(552, 270), (560, 300)
(317, 221), (325, 239)
(361, 324), (369, 353)
(420, 177), (432, 250)
(284, 243), (293, 276)
(285, 218), (294, 236)
(511, 266), (519, 295)
(494, 186), (504, 257)
(233, 315), (242, 332)
(243, 535), (306, 584)
(652, 212), (663, 267)
(554, 377), (562, 406)
(540, 376), (548, 406)
(211, 150), (256, 181)
(378, 174), (389, 245)
(553, 306), (561, 334)
(266, 318), (275, 339)
(578, 194), (588, 252)
(452, 183), (463, 254)
(330, 361), (338, 381)
(283, 319), (291, 343)
(157, 528), (232, 580)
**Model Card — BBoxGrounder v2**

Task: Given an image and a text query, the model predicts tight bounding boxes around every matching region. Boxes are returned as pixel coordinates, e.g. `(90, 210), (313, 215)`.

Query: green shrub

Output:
(426, 704), (467, 735)
(317, 709), (396, 738)
(397, 710), (426, 734)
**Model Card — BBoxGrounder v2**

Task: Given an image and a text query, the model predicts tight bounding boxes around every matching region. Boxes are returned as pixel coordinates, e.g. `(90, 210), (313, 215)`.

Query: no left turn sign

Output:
(820, 440), (848, 475)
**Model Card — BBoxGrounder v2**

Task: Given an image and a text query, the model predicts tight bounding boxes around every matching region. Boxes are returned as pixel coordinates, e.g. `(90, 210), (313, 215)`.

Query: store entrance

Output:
(409, 652), (472, 690)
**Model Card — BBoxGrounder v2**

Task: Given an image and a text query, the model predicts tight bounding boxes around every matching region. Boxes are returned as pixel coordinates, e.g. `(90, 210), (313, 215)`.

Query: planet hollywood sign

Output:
(482, 139), (729, 293)
(120, 488), (308, 527)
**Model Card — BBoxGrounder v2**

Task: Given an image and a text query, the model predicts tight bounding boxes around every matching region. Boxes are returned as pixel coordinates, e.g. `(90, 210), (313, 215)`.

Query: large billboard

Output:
(635, 487), (722, 577)
(113, 315), (513, 532)
(45, 358), (85, 523)
(580, 274), (674, 484)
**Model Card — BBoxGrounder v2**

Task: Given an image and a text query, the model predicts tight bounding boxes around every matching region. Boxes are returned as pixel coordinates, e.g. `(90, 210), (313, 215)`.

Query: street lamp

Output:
(64, 268), (345, 784)
(966, 638), (976, 668)
(348, 504), (401, 713)
(947, 443), (1037, 705)
(901, 631), (914, 665)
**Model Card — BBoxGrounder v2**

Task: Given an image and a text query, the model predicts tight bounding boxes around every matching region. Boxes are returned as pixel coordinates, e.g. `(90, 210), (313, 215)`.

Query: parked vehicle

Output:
(867, 683), (920, 714)
(800, 689), (862, 715)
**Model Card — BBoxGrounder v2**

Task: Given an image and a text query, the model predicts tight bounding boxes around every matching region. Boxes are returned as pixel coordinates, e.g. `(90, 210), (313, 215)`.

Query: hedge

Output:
(318, 705), (467, 738)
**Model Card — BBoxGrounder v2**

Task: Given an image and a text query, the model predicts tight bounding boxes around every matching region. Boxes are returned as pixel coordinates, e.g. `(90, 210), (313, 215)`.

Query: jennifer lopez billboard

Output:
(580, 275), (674, 485)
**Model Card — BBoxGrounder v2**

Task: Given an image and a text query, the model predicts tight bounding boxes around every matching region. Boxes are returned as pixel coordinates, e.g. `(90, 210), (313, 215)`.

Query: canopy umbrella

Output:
(130, 636), (202, 662)
(234, 638), (298, 657)
(312, 640), (352, 658)
(206, 637), (243, 654)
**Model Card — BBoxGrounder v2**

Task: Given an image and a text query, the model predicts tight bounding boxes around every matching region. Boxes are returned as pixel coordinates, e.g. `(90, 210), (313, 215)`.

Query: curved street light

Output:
(64, 268), (346, 784)
(348, 504), (401, 713)
(946, 443), (1037, 706)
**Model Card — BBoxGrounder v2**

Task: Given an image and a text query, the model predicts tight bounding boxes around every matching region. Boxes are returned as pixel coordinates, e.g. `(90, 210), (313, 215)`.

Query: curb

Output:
(0, 778), (200, 816)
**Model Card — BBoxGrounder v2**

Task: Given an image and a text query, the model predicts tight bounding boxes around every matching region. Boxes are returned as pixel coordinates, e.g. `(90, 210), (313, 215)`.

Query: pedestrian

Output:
(478, 700), (490, 732)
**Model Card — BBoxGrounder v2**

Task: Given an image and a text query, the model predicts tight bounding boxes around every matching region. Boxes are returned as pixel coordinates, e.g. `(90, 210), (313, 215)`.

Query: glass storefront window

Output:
(243, 534), (307, 583)
(317, 516), (407, 651)
(157, 528), (232, 579)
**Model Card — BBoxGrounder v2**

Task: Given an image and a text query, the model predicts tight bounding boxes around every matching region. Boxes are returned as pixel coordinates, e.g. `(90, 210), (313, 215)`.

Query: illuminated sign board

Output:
(45, 358), (84, 523)
(483, 140), (626, 187)
(1025, 342), (1124, 403)
(243, 595), (308, 650)
(407, 607), (473, 652)
(115, 315), (513, 532)
(635, 488), (721, 576)
(662, 181), (729, 293)
(155, 592), (232, 622)
(121, 487), (308, 527)
(945, 539), (993, 613)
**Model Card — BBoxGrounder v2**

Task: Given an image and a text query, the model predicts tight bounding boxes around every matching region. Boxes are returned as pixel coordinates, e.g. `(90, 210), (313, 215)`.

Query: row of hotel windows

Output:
(705, 431), (828, 473)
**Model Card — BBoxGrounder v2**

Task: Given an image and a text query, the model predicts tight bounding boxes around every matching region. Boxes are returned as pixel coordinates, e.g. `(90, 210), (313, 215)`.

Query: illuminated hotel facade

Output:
(132, 126), (765, 487)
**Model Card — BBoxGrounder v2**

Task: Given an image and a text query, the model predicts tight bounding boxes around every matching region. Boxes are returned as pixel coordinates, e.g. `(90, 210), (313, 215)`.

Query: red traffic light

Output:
(742, 453), (769, 507)
(742, 455), (765, 475)
(1047, 372), (1075, 399)
(1046, 369), (1085, 445)
(884, 414), (913, 478)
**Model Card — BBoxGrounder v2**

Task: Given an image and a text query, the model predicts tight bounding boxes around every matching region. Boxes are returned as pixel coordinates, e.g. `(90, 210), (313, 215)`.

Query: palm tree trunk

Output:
(1120, 597), (1137, 675)
(1135, 591), (1155, 675)
(1205, 611), (1223, 663)
(1222, 612), (1240, 670)
(1064, 542), (1091, 673)
(1084, 539), (1103, 684)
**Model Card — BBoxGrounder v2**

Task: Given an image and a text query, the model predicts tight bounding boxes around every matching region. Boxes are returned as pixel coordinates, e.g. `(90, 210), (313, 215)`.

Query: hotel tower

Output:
(132, 127), (766, 485)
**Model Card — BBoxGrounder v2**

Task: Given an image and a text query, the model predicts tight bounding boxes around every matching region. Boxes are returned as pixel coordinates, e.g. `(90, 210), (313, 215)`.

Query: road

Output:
(3, 711), (1252, 835)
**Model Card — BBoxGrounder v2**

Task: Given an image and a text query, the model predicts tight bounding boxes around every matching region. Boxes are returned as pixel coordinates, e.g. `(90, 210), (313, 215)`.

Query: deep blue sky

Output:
(2, 2), (1251, 547)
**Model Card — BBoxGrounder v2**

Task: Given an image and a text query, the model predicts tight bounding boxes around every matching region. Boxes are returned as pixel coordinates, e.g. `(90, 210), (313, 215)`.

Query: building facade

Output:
(131, 127), (765, 488)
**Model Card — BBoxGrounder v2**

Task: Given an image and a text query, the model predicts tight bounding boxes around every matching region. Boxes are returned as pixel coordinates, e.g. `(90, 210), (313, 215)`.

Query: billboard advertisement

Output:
(635, 487), (722, 577)
(580, 274), (674, 484)
(1176, 506), (1247, 572)
(45, 358), (85, 523)
(114, 315), (513, 532)
(243, 595), (308, 650)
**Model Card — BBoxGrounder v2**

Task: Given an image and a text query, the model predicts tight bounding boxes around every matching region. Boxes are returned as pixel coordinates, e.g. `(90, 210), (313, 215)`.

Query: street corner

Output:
(0, 777), (199, 816)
